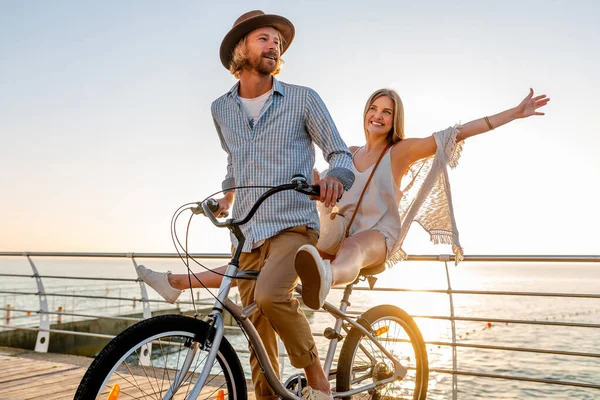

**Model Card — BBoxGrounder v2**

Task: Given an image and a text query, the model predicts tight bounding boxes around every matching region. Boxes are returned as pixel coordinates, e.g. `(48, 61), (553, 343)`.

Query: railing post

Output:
(443, 258), (458, 400)
(3, 304), (13, 324)
(130, 255), (152, 366)
(129, 255), (151, 320)
(26, 254), (50, 353)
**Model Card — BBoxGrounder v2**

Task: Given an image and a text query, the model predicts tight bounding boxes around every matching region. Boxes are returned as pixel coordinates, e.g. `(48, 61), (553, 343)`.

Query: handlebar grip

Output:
(306, 185), (320, 197)
(192, 199), (229, 218)
(294, 184), (320, 197)
(206, 199), (229, 218)
(206, 198), (219, 212)
(304, 184), (344, 201)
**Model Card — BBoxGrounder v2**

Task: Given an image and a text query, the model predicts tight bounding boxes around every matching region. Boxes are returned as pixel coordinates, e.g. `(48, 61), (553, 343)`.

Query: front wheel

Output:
(336, 305), (429, 400)
(74, 314), (247, 400)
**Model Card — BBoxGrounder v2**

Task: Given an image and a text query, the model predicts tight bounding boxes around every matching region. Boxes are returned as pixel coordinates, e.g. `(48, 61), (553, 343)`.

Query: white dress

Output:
(336, 147), (403, 258)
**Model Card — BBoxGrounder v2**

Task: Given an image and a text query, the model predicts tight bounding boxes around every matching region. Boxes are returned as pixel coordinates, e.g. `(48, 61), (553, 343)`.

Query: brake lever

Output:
(191, 200), (229, 218)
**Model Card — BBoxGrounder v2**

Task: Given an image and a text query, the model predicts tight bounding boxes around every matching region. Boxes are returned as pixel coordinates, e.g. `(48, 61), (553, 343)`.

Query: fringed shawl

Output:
(388, 125), (465, 265)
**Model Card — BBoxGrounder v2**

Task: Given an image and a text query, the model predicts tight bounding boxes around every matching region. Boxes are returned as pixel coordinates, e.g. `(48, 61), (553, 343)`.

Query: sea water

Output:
(0, 256), (598, 399)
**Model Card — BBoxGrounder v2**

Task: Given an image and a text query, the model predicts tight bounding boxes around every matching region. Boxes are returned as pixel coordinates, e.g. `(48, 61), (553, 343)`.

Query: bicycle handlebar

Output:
(199, 174), (320, 229)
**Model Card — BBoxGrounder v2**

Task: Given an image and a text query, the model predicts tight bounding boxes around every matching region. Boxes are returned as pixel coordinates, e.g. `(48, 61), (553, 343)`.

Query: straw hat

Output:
(220, 10), (295, 69)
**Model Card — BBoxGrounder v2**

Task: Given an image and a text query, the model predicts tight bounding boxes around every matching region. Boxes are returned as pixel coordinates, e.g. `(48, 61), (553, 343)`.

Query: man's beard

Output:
(247, 51), (278, 75)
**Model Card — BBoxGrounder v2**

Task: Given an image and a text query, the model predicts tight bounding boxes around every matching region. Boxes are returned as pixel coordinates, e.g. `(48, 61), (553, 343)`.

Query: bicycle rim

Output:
(337, 305), (428, 400)
(76, 315), (246, 400)
(102, 333), (231, 399)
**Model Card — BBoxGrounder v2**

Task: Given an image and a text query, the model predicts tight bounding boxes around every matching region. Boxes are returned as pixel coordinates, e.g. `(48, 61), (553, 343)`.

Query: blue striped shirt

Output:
(211, 78), (354, 252)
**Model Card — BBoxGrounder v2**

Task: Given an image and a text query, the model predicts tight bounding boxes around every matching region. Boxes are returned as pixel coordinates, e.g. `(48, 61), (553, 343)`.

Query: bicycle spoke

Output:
(157, 338), (172, 394)
(181, 350), (206, 400)
(196, 361), (228, 400)
(114, 370), (155, 399)
(177, 343), (215, 399)
(146, 344), (162, 397)
(123, 362), (153, 399)
(133, 345), (160, 399)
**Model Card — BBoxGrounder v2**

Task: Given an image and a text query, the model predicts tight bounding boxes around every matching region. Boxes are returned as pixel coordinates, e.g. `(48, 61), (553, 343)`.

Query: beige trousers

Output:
(237, 225), (319, 400)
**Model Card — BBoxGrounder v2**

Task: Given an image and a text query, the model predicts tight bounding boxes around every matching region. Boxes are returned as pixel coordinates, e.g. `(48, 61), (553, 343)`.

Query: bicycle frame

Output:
(182, 179), (408, 399)
(184, 261), (408, 400)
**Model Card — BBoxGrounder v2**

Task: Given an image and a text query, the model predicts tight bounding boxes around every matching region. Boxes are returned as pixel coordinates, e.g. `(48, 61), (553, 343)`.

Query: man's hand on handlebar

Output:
(214, 192), (234, 218)
(312, 169), (343, 207)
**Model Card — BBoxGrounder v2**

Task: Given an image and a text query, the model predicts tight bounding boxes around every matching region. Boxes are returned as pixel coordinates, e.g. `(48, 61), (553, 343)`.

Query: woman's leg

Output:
(330, 230), (387, 286)
(295, 230), (387, 310)
(168, 265), (230, 290)
(137, 264), (230, 304)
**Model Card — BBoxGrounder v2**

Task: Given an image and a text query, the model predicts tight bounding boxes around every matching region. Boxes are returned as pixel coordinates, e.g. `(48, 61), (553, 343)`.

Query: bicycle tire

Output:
(74, 314), (247, 400)
(336, 305), (429, 400)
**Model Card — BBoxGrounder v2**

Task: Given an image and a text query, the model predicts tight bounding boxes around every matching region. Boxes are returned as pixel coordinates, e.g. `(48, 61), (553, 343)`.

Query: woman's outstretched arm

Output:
(456, 88), (549, 141)
(395, 88), (550, 168)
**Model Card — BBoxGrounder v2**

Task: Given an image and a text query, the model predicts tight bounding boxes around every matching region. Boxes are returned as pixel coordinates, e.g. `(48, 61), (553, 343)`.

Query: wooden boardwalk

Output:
(0, 346), (256, 399)
(0, 346), (91, 400)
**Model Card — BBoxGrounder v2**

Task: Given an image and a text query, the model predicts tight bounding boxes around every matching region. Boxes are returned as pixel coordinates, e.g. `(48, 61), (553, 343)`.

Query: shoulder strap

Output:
(351, 146), (362, 156)
(345, 143), (392, 237)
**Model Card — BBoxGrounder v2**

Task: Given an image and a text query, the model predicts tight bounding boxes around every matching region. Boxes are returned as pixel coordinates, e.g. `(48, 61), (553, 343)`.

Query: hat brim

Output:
(220, 14), (295, 70)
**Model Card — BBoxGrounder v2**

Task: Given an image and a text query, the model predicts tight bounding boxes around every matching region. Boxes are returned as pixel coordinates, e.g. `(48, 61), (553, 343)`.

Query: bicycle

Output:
(74, 175), (429, 400)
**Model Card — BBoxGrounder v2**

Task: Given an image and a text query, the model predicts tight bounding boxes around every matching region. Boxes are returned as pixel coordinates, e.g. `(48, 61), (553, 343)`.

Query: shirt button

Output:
(249, 181), (254, 185)
(249, 160), (254, 164)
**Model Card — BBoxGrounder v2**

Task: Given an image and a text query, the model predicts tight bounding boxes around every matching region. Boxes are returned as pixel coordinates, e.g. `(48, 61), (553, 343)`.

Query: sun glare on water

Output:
(355, 260), (482, 344)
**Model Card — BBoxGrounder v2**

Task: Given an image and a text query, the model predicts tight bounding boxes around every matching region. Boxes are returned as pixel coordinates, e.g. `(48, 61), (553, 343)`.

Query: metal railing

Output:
(0, 251), (599, 399)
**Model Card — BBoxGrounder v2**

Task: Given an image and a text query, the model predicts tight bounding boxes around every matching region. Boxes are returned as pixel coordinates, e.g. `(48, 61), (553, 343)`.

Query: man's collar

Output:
(227, 81), (240, 97)
(227, 77), (285, 98)
(272, 78), (285, 96)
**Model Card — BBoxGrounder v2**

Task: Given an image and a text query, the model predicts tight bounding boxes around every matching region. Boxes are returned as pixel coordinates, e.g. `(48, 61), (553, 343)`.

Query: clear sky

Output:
(1, 0), (598, 256)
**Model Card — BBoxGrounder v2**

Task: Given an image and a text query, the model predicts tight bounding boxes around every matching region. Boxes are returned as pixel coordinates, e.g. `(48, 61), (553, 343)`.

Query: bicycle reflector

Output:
(216, 389), (225, 400)
(375, 326), (390, 337)
(106, 384), (120, 400)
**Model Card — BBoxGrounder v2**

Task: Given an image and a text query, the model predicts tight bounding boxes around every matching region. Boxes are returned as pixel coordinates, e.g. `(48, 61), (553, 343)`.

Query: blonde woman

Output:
(295, 88), (549, 310)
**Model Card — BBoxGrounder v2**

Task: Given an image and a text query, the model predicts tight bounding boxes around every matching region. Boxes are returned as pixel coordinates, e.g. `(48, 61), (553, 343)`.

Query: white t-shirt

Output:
(239, 89), (272, 128)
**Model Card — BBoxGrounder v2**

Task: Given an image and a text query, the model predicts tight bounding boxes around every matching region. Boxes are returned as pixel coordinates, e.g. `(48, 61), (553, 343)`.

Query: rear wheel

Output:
(74, 314), (247, 400)
(336, 305), (429, 400)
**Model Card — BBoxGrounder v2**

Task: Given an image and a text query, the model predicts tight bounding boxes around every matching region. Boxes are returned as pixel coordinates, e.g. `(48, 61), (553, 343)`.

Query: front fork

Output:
(163, 338), (201, 398)
(181, 254), (241, 399)
(171, 312), (225, 400)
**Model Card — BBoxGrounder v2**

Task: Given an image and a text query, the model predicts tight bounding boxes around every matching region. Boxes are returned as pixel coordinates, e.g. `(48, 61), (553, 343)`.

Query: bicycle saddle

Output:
(359, 262), (386, 277)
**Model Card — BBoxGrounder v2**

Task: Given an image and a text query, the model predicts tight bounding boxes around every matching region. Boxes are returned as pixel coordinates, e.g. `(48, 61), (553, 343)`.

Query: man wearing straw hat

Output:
(211, 10), (354, 400)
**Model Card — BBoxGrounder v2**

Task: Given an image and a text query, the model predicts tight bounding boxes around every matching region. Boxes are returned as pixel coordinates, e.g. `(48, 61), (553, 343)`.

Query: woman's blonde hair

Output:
(363, 89), (405, 144)
(228, 34), (286, 79)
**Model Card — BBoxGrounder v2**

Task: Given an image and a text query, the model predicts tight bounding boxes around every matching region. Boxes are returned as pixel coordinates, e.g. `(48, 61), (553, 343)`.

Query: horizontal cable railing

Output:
(0, 252), (598, 397)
